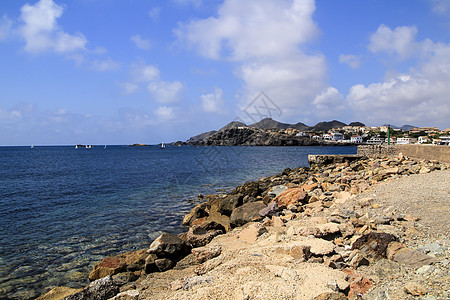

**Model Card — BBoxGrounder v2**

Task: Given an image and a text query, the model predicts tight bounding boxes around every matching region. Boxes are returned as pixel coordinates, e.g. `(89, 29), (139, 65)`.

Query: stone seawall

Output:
(357, 144), (450, 163)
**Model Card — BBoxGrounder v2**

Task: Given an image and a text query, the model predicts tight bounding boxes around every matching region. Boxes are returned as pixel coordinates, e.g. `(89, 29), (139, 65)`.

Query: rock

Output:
(191, 245), (222, 263)
(333, 191), (352, 204)
(342, 268), (373, 299)
(182, 203), (209, 226)
(237, 223), (268, 243)
(194, 256), (224, 275)
(64, 276), (119, 300)
(369, 259), (403, 281)
(316, 223), (340, 238)
(268, 185), (288, 198)
(181, 223), (224, 248)
(313, 292), (347, 300)
(236, 181), (260, 198)
(352, 232), (398, 260)
(89, 249), (148, 281)
(230, 201), (266, 227)
(148, 233), (191, 260)
(219, 194), (243, 216)
(111, 272), (139, 286)
(109, 290), (139, 300)
(273, 188), (305, 209)
(155, 258), (175, 272)
(271, 216), (284, 227)
(36, 287), (81, 300)
(404, 282), (427, 296)
(347, 250), (370, 268)
(144, 254), (158, 274)
(416, 265), (434, 275)
(390, 247), (438, 268)
(259, 201), (279, 217)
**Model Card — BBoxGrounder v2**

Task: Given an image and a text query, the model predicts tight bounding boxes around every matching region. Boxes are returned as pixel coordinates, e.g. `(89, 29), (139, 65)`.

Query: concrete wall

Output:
(357, 144), (450, 163)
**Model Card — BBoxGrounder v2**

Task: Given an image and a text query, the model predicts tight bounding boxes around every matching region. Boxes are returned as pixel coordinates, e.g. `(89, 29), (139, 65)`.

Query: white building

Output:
(351, 135), (363, 143)
(323, 134), (332, 140)
(397, 137), (417, 144)
(418, 136), (429, 144)
(331, 132), (344, 141)
(440, 136), (450, 145)
(367, 137), (384, 144)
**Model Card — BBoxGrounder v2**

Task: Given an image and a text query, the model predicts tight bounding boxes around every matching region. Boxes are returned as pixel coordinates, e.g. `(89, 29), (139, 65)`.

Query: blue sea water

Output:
(0, 145), (356, 299)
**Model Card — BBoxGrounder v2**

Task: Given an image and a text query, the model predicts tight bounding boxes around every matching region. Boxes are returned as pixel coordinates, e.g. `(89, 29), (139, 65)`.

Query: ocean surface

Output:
(0, 145), (356, 299)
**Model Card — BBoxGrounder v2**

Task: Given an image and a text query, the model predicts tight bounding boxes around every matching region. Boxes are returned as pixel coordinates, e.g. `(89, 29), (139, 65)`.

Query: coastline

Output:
(38, 154), (449, 299)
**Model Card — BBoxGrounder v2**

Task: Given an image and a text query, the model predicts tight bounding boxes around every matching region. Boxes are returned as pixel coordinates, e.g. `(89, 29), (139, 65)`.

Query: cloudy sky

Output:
(1, 0), (449, 145)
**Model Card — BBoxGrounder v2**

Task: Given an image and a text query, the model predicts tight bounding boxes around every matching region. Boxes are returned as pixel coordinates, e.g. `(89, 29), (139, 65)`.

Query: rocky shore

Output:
(38, 154), (449, 299)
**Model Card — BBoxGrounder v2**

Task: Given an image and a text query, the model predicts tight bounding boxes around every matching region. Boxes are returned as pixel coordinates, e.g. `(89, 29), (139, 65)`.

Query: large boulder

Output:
(89, 249), (148, 281)
(182, 203), (209, 226)
(272, 188), (307, 209)
(180, 222), (225, 248)
(352, 232), (398, 260)
(148, 233), (191, 260)
(235, 181), (260, 198)
(219, 194), (243, 216)
(230, 201), (266, 227)
(64, 276), (119, 300)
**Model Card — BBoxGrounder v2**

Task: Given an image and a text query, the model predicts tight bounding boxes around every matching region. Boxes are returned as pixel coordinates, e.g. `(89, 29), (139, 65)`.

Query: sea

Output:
(0, 145), (356, 299)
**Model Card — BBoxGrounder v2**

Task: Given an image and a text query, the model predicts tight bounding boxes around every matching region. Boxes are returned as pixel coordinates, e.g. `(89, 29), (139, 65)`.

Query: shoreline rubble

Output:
(38, 154), (449, 299)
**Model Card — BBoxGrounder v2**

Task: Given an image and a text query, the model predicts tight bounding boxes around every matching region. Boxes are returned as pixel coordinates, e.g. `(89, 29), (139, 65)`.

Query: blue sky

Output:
(1, 0), (449, 145)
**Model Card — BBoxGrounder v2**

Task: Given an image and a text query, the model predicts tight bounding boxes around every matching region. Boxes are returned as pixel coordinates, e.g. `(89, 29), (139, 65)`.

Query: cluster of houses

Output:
(293, 126), (450, 146)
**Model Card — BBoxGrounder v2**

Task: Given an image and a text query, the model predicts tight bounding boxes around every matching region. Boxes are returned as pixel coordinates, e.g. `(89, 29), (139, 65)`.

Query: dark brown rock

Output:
(219, 194), (243, 216)
(155, 258), (175, 272)
(230, 201), (266, 228)
(352, 232), (398, 260)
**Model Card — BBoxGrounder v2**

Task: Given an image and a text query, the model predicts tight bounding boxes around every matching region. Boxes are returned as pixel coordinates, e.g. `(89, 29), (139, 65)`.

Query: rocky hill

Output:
(183, 118), (358, 146)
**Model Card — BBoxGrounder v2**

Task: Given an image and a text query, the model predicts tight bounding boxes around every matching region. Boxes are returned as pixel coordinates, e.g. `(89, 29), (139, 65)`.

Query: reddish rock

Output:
(89, 249), (148, 281)
(273, 188), (305, 209)
(342, 268), (373, 298)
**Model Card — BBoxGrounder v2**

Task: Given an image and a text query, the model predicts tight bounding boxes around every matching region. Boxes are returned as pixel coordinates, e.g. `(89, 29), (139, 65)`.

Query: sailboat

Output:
(75, 145), (78, 149)
(160, 143), (166, 149)
(31, 145), (34, 149)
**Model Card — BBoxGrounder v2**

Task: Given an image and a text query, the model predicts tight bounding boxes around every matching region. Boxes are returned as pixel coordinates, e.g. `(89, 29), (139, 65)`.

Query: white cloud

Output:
(154, 106), (175, 120)
(349, 28), (450, 128)
(147, 81), (184, 103)
(178, 0), (326, 119)
(339, 54), (361, 69)
(178, 0), (319, 60)
(122, 61), (184, 102)
(201, 88), (225, 113)
(148, 7), (161, 21)
(131, 62), (160, 82)
(18, 0), (87, 53)
(0, 15), (12, 41)
(313, 87), (345, 117)
(130, 34), (151, 50)
(430, 0), (450, 14)
(368, 24), (418, 59)
(91, 58), (119, 71)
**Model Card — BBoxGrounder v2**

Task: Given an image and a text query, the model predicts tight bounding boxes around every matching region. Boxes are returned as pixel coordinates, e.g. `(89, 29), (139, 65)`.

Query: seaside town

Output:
(271, 125), (450, 146)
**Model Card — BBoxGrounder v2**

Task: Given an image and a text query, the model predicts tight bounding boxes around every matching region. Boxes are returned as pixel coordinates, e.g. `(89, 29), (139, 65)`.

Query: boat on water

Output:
(160, 143), (166, 149)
